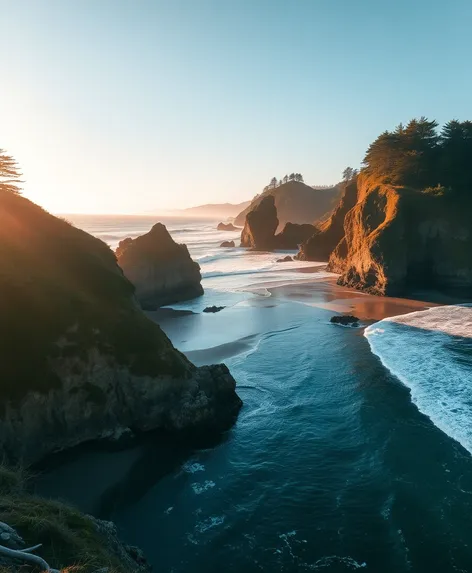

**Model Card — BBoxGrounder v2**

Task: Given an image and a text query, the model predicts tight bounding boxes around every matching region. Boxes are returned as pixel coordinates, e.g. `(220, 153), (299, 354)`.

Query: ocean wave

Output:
(365, 304), (472, 454)
(202, 267), (274, 279)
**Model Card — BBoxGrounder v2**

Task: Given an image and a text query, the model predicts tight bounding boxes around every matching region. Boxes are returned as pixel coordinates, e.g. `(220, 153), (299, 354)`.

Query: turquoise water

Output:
(38, 216), (472, 573)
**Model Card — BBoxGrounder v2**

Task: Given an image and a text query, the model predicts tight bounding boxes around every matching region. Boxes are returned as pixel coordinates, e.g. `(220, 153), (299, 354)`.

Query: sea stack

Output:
(0, 191), (241, 465)
(116, 223), (204, 308)
(240, 195), (279, 249)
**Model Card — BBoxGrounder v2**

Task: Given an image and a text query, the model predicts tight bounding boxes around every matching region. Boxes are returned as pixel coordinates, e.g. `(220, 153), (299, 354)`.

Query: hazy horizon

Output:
(2, 0), (471, 214)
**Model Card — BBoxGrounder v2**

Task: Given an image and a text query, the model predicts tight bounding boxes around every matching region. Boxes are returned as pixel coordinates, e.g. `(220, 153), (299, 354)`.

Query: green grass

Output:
(0, 465), (130, 573)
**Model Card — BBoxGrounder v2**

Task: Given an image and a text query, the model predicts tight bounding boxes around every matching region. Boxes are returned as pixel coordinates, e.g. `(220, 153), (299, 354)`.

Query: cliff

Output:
(296, 180), (358, 261)
(116, 223), (203, 309)
(0, 190), (241, 465)
(325, 174), (472, 295)
(234, 181), (341, 228)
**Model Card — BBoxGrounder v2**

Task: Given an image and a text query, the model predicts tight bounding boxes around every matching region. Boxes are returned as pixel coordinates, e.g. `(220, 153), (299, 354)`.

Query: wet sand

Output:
(147, 273), (461, 367)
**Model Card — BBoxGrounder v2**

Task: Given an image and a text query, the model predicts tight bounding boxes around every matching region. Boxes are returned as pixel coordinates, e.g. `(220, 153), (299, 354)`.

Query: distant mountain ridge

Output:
(179, 200), (251, 219)
(234, 181), (342, 228)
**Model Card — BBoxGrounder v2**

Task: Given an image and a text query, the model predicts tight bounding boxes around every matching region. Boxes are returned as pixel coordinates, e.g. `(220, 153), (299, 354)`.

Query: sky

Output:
(1, 0), (471, 214)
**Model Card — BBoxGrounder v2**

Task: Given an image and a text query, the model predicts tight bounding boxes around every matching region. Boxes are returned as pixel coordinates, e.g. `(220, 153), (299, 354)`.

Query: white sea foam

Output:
(195, 515), (225, 533)
(365, 304), (472, 454)
(181, 461), (205, 474)
(191, 480), (216, 495)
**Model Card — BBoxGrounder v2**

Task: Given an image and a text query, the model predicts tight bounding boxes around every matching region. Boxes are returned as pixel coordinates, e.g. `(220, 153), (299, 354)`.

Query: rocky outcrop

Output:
(276, 256), (293, 263)
(240, 197), (317, 251)
(296, 180), (358, 261)
(325, 173), (472, 295)
(116, 223), (203, 309)
(274, 222), (317, 249)
(220, 240), (235, 248)
(203, 306), (225, 313)
(0, 190), (241, 465)
(234, 181), (342, 228)
(240, 195), (278, 250)
(217, 222), (238, 231)
(330, 315), (359, 326)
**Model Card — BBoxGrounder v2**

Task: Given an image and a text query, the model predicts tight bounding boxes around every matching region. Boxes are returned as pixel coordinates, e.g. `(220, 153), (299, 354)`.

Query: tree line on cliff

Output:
(362, 118), (472, 194)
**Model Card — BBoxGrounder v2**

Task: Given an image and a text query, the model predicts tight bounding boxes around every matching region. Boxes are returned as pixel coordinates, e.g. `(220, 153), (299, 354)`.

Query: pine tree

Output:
(0, 150), (22, 194)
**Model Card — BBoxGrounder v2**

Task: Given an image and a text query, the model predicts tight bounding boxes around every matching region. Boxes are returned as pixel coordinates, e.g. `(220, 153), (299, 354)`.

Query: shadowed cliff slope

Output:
(0, 190), (241, 464)
(296, 180), (359, 261)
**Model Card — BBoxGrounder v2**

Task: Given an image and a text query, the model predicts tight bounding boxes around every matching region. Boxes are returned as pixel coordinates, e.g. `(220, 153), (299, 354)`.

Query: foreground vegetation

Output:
(0, 466), (132, 572)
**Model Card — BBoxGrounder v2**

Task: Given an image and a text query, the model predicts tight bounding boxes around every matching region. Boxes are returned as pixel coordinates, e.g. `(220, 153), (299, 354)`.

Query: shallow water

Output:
(38, 216), (472, 573)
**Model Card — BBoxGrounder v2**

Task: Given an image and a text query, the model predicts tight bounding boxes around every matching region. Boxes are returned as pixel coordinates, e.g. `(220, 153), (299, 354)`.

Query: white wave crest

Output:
(365, 304), (472, 454)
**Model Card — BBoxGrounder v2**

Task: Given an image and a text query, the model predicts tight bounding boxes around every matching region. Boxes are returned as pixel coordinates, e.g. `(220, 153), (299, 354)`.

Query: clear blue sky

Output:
(1, 0), (471, 213)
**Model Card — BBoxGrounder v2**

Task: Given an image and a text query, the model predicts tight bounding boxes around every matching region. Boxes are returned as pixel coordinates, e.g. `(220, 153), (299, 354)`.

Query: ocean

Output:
(38, 214), (472, 573)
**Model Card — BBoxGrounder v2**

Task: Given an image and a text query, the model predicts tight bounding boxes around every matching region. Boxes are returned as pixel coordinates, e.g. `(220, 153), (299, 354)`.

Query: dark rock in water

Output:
(217, 222), (238, 231)
(276, 255), (293, 263)
(0, 191), (242, 465)
(330, 315), (360, 326)
(240, 195), (278, 250)
(203, 306), (225, 313)
(274, 222), (317, 249)
(116, 223), (203, 308)
(220, 240), (235, 248)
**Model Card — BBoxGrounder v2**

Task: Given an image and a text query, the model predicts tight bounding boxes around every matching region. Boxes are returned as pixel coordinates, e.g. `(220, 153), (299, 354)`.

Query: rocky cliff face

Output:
(324, 174), (472, 295)
(116, 223), (203, 309)
(0, 191), (241, 465)
(296, 180), (358, 261)
(240, 195), (279, 249)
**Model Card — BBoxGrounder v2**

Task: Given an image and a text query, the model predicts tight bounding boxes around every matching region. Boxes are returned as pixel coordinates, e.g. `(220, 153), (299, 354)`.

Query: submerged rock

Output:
(220, 240), (235, 248)
(330, 315), (360, 326)
(240, 195), (278, 250)
(217, 222), (238, 231)
(203, 306), (225, 313)
(0, 191), (242, 465)
(116, 223), (203, 308)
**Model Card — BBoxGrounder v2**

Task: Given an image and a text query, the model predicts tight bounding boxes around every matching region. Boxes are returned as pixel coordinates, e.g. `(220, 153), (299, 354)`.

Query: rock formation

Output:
(330, 174), (472, 294)
(297, 172), (472, 295)
(203, 306), (225, 313)
(330, 315), (360, 326)
(296, 180), (358, 261)
(240, 195), (279, 250)
(217, 222), (238, 231)
(274, 222), (317, 249)
(276, 256), (293, 263)
(116, 223), (203, 309)
(220, 240), (235, 248)
(0, 190), (242, 465)
(234, 181), (342, 228)
(240, 196), (318, 251)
